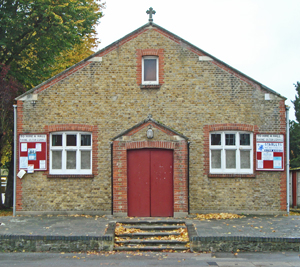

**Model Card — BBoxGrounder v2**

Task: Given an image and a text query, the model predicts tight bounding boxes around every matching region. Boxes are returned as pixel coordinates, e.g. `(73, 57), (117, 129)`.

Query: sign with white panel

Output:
(256, 134), (284, 171)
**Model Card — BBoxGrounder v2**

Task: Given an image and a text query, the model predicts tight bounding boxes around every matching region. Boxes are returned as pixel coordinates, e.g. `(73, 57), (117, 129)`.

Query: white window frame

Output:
(209, 131), (253, 174)
(50, 132), (92, 175)
(142, 56), (159, 85)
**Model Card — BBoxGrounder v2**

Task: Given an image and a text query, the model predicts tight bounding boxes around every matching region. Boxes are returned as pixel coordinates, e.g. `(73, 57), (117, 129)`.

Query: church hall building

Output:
(15, 9), (288, 216)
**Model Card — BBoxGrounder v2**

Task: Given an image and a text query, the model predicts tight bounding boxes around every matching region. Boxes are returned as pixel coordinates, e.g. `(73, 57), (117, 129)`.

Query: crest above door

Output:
(112, 115), (188, 142)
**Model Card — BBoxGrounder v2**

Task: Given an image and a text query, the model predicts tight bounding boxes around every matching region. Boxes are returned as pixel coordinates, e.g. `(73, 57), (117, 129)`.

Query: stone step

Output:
(117, 220), (185, 225)
(115, 239), (188, 245)
(123, 225), (186, 231)
(113, 220), (190, 252)
(116, 232), (181, 238)
(114, 245), (189, 251)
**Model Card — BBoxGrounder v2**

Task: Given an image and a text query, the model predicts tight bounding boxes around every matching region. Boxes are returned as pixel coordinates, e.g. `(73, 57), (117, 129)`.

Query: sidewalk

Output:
(0, 214), (300, 252)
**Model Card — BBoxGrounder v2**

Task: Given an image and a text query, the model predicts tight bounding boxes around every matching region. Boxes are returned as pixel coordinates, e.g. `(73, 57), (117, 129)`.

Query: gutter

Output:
(286, 106), (290, 214)
(13, 105), (17, 217)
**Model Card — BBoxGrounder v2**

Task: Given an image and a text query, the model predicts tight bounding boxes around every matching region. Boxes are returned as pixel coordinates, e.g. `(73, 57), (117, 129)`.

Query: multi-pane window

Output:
(50, 132), (92, 175)
(210, 131), (253, 174)
(142, 56), (158, 85)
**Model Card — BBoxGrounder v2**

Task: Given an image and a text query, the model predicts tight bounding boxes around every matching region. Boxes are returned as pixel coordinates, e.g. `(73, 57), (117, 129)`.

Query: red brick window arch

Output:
(44, 124), (98, 177)
(210, 131), (253, 174)
(136, 49), (164, 88)
(204, 124), (258, 178)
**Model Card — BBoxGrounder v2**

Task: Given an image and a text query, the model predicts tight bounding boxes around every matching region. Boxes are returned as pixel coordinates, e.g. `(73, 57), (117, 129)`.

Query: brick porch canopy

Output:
(111, 116), (189, 217)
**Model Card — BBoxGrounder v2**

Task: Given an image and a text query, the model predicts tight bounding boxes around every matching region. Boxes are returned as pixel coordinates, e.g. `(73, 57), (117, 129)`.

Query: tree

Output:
(0, 0), (103, 208)
(49, 34), (99, 77)
(0, 0), (104, 88)
(290, 82), (300, 168)
(0, 64), (25, 208)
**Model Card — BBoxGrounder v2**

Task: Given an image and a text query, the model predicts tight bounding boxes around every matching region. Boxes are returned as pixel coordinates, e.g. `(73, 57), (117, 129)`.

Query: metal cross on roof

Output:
(146, 7), (156, 22)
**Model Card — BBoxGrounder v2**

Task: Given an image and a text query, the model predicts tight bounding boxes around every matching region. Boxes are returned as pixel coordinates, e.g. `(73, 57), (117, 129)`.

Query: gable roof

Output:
(16, 22), (286, 100)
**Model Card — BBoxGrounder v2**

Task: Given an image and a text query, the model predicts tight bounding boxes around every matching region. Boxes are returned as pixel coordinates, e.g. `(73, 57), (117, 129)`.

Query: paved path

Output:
(0, 214), (299, 238)
(192, 215), (300, 238)
(1, 251), (300, 266)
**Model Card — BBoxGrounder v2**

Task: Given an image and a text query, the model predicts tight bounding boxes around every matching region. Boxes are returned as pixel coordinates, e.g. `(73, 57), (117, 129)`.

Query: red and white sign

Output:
(19, 134), (47, 171)
(256, 134), (284, 171)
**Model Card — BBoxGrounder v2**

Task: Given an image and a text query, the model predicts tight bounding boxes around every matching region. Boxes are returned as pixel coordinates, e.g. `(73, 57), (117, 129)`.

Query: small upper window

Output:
(142, 56), (158, 85)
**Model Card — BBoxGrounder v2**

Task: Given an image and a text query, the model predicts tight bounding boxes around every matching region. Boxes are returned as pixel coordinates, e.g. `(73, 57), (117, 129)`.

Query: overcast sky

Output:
(95, 0), (300, 121)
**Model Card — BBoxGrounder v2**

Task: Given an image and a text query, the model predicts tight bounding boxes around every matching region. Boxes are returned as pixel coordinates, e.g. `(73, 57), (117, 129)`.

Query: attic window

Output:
(136, 49), (164, 88)
(142, 56), (158, 85)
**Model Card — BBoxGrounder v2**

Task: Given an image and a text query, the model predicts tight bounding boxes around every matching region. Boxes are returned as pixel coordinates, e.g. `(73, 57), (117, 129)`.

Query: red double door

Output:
(127, 149), (173, 217)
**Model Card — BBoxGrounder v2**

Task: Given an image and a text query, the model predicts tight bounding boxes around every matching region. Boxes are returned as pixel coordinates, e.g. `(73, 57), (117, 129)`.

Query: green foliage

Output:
(49, 34), (99, 77)
(290, 82), (300, 168)
(292, 82), (300, 123)
(0, 0), (104, 88)
(290, 120), (300, 168)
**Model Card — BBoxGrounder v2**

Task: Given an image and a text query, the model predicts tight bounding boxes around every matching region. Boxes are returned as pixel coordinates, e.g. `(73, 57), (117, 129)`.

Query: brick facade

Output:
(15, 22), (287, 215)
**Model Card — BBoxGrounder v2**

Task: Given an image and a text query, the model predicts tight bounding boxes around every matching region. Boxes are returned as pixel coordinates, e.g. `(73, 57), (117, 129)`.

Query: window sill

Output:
(208, 173), (256, 178)
(47, 174), (94, 179)
(140, 84), (161, 89)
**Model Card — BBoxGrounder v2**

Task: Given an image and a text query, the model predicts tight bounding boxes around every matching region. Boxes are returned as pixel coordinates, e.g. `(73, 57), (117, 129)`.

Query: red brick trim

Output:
(34, 61), (91, 94)
(279, 100), (287, 134)
(30, 25), (284, 99)
(136, 49), (165, 86)
(113, 140), (188, 215)
(152, 28), (280, 93)
(30, 27), (150, 95)
(126, 121), (176, 138)
(44, 124), (99, 177)
(126, 141), (176, 150)
(47, 174), (94, 179)
(208, 174), (256, 178)
(44, 124), (96, 132)
(140, 84), (161, 89)
(203, 124), (259, 176)
(280, 170), (287, 210)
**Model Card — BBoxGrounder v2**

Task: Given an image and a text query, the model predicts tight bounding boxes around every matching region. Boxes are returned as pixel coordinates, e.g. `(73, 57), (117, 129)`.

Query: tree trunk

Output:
(4, 144), (14, 208)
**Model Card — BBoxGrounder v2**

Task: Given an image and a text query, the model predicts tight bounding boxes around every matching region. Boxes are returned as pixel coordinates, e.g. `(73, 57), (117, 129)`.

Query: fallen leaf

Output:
(195, 213), (245, 220)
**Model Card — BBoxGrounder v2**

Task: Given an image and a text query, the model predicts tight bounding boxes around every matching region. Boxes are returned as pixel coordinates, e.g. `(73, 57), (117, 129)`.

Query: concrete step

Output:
(114, 245), (189, 251)
(113, 220), (190, 252)
(124, 225), (185, 231)
(117, 220), (185, 225)
(115, 239), (188, 245)
(116, 232), (181, 238)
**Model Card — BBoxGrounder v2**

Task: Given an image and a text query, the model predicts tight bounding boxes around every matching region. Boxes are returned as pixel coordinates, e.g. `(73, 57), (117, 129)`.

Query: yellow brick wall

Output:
(17, 26), (286, 214)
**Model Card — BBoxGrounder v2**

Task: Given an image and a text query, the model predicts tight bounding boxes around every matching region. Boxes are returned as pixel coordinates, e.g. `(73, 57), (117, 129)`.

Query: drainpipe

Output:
(286, 106), (290, 214)
(110, 142), (113, 215)
(187, 141), (190, 214)
(13, 105), (17, 217)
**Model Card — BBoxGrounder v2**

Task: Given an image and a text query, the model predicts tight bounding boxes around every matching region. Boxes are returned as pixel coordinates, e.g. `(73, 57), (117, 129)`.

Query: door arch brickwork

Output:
(112, 119), (188, 217)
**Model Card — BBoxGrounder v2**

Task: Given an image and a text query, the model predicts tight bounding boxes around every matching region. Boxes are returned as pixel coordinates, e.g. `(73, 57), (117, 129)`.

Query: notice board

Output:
(19, 134), (47, 171)
(256, 134), (284, 171)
